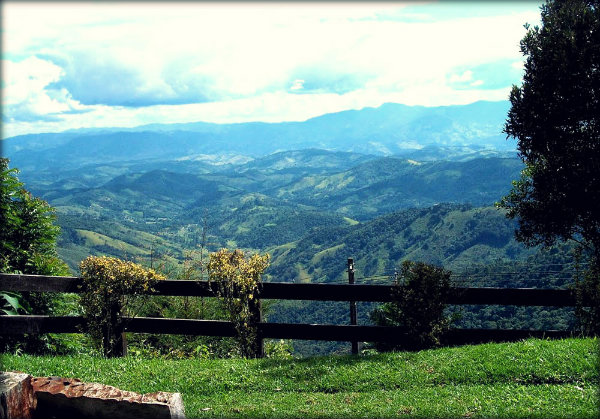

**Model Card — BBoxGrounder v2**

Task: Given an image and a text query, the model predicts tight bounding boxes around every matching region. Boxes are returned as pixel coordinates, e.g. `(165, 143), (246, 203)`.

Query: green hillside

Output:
(271, 157), (523, 219)
(30, 152), (525, 274)
(265, 204), (536, 283)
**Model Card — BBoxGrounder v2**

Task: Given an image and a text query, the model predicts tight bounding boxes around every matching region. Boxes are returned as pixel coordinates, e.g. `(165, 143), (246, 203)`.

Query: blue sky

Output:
(1, 1), (543, 138)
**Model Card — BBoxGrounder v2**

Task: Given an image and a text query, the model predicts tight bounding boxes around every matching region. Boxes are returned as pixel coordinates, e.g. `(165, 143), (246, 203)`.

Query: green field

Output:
(2, 338), (598, 418)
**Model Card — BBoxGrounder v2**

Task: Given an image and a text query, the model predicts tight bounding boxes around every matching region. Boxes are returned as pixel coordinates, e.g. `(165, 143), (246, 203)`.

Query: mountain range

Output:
(3, 100), (515, 174)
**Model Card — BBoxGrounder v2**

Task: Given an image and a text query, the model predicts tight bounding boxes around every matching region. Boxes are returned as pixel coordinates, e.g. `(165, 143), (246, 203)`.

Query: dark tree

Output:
(499, 0), (600, 256)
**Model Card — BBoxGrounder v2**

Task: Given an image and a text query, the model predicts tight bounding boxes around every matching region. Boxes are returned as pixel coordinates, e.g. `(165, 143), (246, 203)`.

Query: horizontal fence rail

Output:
(0, 273), (588, 353)
(0, 274), (580, 306)
(0, 315), (578, 344)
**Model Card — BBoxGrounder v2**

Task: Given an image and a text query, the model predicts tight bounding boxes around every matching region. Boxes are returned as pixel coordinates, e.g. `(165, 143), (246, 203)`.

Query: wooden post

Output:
(348, 258), (358, 355)
(249, 295), (264, 358)
(120, 332), (128, 357)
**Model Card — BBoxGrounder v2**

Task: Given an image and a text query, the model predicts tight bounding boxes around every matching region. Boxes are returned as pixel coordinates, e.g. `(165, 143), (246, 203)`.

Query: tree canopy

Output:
(500, 0), (600, 256)
(0, 157), (68, 275)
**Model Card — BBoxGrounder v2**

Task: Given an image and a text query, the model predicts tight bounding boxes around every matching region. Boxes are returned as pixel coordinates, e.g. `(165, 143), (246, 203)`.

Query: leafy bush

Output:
(1, 292), (25, 315)
(208, 248), (270, 358)
(79, 256), (165, 357)
(575, 258), (600, 336)
(370, 260), (457, 351)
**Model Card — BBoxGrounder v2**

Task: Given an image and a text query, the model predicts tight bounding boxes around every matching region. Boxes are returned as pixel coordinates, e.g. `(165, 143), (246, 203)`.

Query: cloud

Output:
(448, 59), (526, 91)
(290, 80), (305, 91)
(2, 56), (89, 122)
(1, 2), (544, 137)
(450, 71), (474, 84)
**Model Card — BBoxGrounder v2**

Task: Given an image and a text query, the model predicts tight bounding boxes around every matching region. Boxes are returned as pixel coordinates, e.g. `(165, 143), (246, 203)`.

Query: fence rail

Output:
(0, 273), (579, 305)
(0, 315), (576, 344)
(0, 273), (586, 355)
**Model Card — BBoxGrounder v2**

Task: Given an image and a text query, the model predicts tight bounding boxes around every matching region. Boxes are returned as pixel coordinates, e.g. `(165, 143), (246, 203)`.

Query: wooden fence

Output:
(0, 268), (587, 357)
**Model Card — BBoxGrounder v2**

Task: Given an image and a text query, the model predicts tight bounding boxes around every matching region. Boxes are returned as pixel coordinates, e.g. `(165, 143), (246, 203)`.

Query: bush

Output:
(79, 256), (165, 357)
(370, 260), (456, 351)
(575, 258), (600, 336)
(208, 248), (269, 358)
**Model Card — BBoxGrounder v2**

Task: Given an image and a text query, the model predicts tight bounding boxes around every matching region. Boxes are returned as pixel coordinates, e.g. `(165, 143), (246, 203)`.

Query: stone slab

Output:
(0, 372), (36, 419)
(31, 376), (185, 419)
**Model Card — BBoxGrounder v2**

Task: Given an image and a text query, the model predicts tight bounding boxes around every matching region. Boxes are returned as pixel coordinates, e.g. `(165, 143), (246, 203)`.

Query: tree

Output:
(499, 0), (600, 257)
(1, 158), (70, 353)
(0, 158), (69, 276)
(499, 0), (600, 334)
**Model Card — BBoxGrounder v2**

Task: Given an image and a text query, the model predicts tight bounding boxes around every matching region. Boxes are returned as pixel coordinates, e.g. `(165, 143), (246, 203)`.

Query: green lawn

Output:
(2, 338), (598, 418)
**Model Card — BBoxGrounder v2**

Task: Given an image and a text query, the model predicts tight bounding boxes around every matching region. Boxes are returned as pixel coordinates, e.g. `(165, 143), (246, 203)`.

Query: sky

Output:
(1, 1), (544, 138)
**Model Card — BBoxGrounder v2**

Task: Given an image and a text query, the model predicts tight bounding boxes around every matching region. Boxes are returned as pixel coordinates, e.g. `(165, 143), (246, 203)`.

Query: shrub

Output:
(574, 259), (600, 336)
(208, 248), (270, 358)
(79, 256), (165, 357)
(370, 260), (456, 351)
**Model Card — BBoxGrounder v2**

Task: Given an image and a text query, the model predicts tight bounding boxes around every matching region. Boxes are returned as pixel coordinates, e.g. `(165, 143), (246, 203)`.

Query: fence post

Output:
(249, 293), (264, 358)
(348, 258), (358, 354)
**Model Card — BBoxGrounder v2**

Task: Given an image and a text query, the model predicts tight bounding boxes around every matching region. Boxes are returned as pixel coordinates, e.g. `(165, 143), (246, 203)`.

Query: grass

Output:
(1, 338), (598, 418)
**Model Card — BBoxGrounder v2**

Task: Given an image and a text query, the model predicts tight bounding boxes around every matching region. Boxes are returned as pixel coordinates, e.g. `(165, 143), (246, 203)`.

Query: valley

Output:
(2, 100), (581, 356)
(25, 152), (526, 276)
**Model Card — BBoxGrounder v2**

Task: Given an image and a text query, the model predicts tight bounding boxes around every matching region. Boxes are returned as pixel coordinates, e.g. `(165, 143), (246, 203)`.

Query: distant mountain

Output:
(231, 149), (377, 175)
(2, 100), (514, 172)
(40, 153), (523, 226)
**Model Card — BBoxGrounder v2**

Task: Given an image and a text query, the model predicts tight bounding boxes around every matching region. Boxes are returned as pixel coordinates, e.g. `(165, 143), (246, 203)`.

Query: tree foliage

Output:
(499, 0), (600, 254)
(0, 158), (69, 275)
(0, 158), (71, 353)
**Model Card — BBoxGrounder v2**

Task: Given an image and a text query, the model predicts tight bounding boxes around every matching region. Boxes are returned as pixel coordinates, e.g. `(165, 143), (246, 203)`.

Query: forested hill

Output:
(29, 153), (525, 272)
(264, 204), (541, 284)
(266, 156), (523, 219)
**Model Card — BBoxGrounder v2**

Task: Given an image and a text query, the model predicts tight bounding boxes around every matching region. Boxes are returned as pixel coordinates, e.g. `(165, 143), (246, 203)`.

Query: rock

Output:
(31, 376), (185, 419)
(0, 372), (36, 419)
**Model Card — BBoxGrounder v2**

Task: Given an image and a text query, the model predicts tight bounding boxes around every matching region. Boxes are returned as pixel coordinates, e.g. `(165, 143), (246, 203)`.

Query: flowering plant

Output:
(79, 256), (164, 357)
(208, 249), (269, 358)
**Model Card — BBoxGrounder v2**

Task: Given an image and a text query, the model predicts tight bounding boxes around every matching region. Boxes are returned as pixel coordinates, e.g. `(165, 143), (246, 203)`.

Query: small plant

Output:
(208, 248), (270, 358)
(574, 258), (600, 336)
(79, 256), (165, 357)
(370, 260), (456, 351)
(1, 292), (26, 315)
(264, 339), (294, 359)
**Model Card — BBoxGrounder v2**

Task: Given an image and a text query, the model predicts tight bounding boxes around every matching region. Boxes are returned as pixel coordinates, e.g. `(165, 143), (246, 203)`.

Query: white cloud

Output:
(290, 80), (305, 91)
(450, 71), (474, 84)
(1, 1), (543, 137)
(3, 57), (63, 105)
